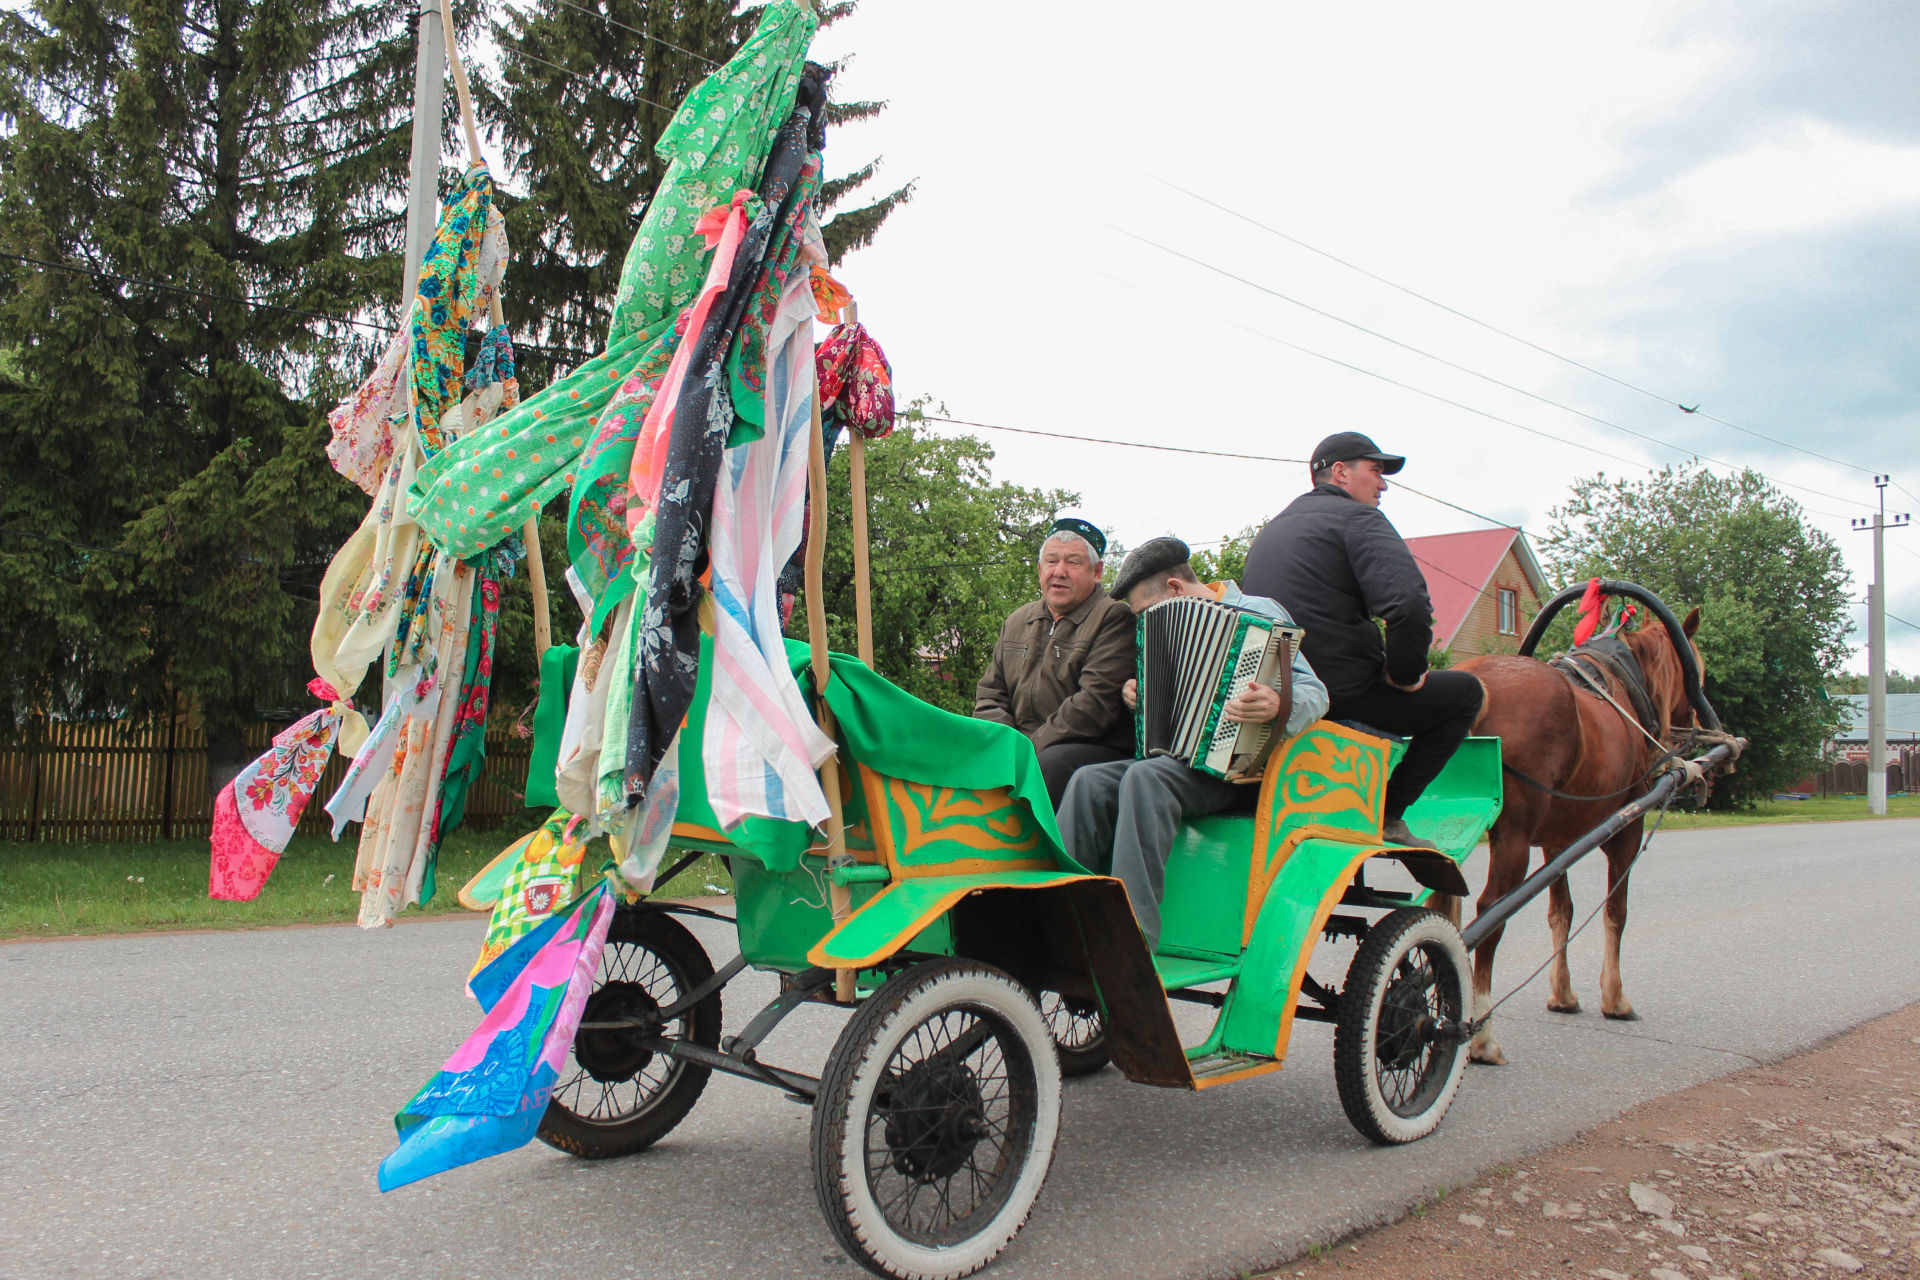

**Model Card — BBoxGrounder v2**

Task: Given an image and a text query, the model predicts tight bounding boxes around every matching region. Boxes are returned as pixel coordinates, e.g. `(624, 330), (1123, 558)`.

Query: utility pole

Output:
(1852, 475), (1911, 815)
(402, 0), (446, 296)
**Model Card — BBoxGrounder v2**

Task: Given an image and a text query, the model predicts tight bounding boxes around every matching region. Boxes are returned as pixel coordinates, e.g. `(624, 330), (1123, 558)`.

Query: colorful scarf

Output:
(816, 320), (895, 440)
(378, 882), (614, 1192)
(405, 1), (820, 576)
(209, 678), (351, 901)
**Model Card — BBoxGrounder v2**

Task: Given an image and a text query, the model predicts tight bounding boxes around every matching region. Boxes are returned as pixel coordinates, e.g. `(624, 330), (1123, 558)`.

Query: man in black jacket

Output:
(1241, 432), (1484, 850)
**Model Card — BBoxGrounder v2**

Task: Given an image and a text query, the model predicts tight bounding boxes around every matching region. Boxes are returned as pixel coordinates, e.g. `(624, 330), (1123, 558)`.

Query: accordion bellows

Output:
(1135, 596), (1304, 781)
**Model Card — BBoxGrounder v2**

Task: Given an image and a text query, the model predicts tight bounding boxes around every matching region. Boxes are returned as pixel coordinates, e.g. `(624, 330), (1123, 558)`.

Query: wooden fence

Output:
(0, 717), (534, 843)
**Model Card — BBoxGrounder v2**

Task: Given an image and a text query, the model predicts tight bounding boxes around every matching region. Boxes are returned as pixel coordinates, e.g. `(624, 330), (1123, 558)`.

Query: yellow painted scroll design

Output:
(1242, 722), (1390, 943)
(857, 768), (1050, 878)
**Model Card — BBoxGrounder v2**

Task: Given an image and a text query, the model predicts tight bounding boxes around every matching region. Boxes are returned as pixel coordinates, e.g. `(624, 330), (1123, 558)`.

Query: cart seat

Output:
(1155, 813), (1257, 961)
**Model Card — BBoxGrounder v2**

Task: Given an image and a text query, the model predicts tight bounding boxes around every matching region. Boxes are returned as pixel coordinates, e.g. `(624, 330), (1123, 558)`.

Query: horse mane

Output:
(1620, 622), (1697, 741)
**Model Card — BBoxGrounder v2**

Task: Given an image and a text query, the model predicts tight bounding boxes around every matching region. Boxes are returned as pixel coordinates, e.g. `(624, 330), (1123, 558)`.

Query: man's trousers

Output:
(1328, 670), (1485, 821)
(1056, 755), (1246, 950)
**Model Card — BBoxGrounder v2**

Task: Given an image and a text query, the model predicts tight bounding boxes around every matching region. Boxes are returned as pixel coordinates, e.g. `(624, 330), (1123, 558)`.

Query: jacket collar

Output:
(1313, 481), (1357, 502)
(1049, 583), (1110, 626)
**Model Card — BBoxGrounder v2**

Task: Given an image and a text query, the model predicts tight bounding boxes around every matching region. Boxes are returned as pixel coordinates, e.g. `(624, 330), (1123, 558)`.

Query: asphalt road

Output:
(3, 818), (1917, 1280)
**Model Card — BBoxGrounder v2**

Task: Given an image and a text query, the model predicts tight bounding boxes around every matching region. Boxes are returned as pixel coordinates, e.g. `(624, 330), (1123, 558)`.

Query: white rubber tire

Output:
(1333, 907), (1472, 1145)
(811, 960), (1062, 1280)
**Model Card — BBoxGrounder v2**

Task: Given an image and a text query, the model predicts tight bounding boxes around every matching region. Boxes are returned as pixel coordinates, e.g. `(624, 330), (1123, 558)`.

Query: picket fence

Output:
(0, 717), (534, 843)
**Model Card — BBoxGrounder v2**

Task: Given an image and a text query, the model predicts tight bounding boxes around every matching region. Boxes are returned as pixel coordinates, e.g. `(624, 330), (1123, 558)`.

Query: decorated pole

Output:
(444, 25), (552, 661)
(843, 301), (875, 667)
(805, 360), (856, 1002)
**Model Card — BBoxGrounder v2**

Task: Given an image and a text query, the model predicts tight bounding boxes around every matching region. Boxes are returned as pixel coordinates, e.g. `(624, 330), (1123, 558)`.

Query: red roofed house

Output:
(1402, 528), (1549, 657)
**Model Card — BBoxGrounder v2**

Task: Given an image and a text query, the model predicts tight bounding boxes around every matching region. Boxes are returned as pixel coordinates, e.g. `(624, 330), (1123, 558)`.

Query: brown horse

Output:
(1449, 608), (1702, 1065)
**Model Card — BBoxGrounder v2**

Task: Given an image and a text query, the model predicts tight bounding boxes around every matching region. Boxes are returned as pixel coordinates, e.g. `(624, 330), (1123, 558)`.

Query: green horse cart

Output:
(534, 645), (1506, 1280)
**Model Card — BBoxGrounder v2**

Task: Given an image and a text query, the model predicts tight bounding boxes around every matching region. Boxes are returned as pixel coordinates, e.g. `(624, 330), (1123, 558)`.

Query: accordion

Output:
(1135, 595), (1304, 781)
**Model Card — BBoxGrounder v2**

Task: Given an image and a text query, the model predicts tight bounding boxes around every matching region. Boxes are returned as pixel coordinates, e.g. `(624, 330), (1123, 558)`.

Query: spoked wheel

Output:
(537, 907), (721, 1159)
(812, 959), (1062, 1280)
(1333, 907), (1471, 1145)
(1038, 990), (1110, 1077)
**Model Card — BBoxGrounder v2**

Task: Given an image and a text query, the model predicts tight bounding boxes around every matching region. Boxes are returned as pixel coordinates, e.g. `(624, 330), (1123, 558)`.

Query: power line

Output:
(517, 0), (721, 68)
(909, 414), (1308, 465)
(1, 250), (598, 366)
(907, 411), (1567, 549)
(1148, 172), (1887, 480)
(1082, 269), (1649, 477)
(1100, 221), (1871, 516)
(498, 41), (674, 112)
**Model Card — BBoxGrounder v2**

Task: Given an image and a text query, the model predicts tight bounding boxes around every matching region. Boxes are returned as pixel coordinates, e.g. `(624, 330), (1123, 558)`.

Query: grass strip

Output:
(0, 826), (732, 942)
(1659, 792), (1920, 829)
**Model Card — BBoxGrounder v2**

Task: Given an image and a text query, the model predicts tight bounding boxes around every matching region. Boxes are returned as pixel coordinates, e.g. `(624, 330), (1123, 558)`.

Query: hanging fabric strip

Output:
(624, 80), (828, 805)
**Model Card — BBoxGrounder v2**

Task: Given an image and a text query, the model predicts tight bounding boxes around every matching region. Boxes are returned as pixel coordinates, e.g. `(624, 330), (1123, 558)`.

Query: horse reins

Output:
(1501, 641), (1685, 802)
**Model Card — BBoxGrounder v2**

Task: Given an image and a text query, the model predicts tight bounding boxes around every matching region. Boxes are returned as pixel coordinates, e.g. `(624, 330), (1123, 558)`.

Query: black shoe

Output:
(1381, 817), (1439, 852)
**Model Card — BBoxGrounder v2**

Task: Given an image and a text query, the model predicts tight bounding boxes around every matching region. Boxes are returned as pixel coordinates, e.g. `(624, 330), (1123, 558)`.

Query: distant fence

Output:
(0, 718), (534, 843)
(1795, 749), (1919, 797)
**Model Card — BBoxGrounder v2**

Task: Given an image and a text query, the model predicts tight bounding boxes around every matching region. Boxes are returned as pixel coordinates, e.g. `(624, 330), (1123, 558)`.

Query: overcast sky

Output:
(807, 0), (1920, 673)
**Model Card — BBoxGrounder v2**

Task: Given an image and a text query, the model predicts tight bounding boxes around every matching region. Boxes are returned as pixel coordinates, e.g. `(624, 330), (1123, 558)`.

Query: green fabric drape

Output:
(673, 638), (1080, 874)
(524, 643), (579, 810)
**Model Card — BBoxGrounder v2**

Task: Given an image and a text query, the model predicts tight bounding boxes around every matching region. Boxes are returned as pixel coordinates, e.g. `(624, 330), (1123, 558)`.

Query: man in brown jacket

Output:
(974, 518), (1137, 805)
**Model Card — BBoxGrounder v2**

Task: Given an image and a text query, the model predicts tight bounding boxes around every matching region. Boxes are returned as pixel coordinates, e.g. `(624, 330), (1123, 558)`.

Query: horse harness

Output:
(1503, 637), (1677, 803)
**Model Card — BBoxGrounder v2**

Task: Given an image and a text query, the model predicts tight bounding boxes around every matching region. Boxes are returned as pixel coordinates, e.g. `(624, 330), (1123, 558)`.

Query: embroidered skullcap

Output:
(1045, 517), (1107, 560)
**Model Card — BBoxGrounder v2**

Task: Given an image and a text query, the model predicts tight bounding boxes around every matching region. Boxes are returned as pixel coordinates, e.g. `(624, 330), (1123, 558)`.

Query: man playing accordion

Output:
(1057, 538), (1328, 952)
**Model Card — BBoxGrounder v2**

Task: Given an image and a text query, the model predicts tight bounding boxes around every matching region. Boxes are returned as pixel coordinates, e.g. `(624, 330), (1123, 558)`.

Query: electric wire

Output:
(907, 412), (1570, 549)
(519, 0), (721, 68)
(1147, 173), (1889, 482)
(498, 42), (674, 112)
(1100, 220), (1871, 516)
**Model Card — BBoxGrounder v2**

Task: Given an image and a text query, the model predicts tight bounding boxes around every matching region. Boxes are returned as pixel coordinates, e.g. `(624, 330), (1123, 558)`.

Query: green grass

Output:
(1659, 792), (1920, 830)
(0, 826), (733, 942)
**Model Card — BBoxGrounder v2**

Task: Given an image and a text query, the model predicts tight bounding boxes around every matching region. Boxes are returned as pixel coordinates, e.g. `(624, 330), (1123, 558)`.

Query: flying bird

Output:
(1678, 403), (1699, 413)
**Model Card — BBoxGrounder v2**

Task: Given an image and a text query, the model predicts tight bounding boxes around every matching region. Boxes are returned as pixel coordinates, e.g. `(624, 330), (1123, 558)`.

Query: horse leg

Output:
(1430, 892), (1462, 929)
(1545, 856), (1580, 1013)
(1598, 830), (1638, 1020)
(1468, 824), (1528, 1066)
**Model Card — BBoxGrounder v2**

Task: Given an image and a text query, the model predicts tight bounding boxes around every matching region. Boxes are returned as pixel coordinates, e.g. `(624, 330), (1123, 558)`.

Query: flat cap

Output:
(1111, 536), (1192, 602)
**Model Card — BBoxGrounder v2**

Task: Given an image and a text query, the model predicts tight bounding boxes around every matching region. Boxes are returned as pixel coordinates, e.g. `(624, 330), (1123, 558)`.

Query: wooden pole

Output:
(842, 301), (874, 667)
(441, 8), (484, 167)
(806, 354), (855, 1003)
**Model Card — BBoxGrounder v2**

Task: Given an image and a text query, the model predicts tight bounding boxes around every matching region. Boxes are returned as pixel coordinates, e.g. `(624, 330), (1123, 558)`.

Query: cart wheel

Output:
(1333, 907), (1471, 1145)
(811, 959), (1061, 1280)
(537, 907), (721, 1159)
(1038, 991), (1110, 1077)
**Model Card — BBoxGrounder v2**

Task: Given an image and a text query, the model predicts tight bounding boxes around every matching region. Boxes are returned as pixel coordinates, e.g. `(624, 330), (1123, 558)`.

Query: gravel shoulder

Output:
(1268, 1001), (1920, 1280)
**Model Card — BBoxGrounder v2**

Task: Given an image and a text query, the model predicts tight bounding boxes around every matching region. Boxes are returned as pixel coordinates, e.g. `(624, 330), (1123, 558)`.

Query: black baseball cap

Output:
(1310, 431), (1405, 475)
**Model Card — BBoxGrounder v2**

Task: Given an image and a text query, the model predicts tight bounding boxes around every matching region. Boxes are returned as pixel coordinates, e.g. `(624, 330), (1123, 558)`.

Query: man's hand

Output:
(1223, 681), (1282, 724)
(1387, 670), (1428, 694)
(1122, 678), (1138, 711)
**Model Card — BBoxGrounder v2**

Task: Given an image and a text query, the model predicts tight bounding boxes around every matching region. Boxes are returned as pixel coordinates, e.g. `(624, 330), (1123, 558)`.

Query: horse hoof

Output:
(1603, 1007), (1639, 1022)
(1468, 1040), (1508, 1066)
(1546, 998), (1581, 1014)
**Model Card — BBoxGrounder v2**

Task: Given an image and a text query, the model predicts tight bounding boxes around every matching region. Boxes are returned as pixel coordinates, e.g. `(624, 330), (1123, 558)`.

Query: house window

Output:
(1497, 588), (1518, 635)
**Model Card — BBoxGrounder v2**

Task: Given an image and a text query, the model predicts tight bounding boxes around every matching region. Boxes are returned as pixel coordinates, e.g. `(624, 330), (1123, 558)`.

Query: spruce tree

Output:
(0, 0), (415, 777)
(476, 0), (911, 388)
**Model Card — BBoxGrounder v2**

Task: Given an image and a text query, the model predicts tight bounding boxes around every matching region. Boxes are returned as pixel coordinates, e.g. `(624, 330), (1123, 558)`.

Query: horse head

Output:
(1622, 606), (1703, 742)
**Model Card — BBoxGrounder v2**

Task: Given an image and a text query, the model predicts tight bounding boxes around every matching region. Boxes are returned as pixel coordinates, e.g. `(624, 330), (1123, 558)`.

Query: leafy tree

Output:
(475, 0), (912, 388)
(1542, 464), (1852, 806)
(1829, 669), (1920, 695)
(795, 424), (1076, 714)
(0, 0), (413, 777)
